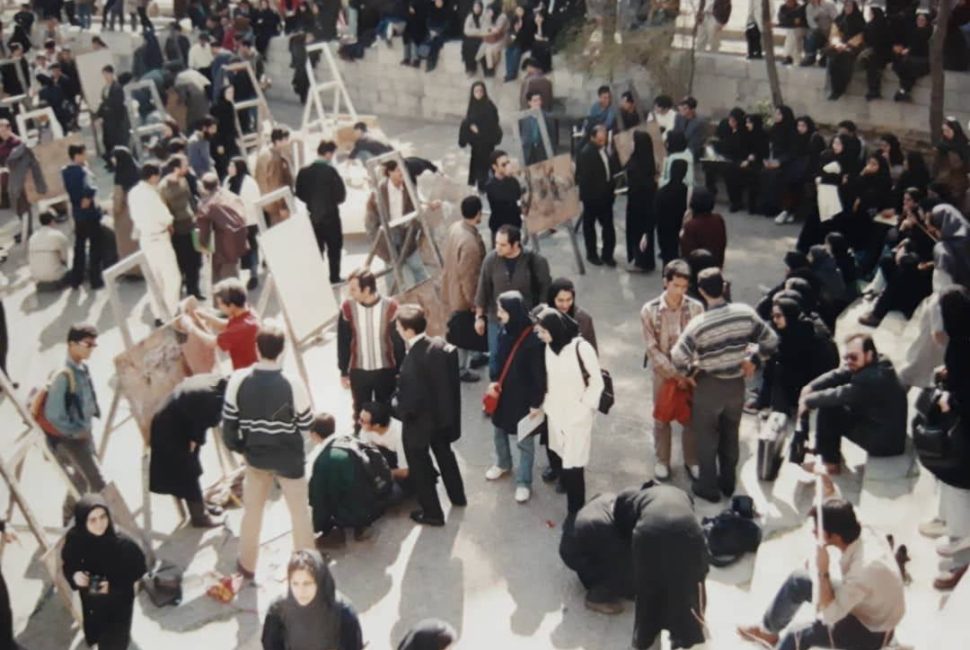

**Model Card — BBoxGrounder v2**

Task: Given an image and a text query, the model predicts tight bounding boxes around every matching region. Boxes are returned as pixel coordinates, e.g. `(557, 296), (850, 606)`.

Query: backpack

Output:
(702, 496), (762, 567)
(326, 436), (393, 525)
(29, 368), (77, 439)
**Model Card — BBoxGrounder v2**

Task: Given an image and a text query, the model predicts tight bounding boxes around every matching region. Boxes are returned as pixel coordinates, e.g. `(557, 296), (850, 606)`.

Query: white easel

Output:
(300, 42), (357, 136)
(123, 79), (171, 159)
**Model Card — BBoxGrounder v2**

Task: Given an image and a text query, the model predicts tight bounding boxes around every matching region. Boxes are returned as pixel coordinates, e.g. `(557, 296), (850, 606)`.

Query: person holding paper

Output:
(483, 291), (546, 504)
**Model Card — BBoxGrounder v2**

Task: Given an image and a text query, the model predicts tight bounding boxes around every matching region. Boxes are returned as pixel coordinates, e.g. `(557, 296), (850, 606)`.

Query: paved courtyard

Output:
(0, 99), (965, 649)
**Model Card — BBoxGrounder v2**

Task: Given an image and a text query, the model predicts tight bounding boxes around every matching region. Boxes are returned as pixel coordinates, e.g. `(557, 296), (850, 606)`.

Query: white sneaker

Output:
(654, 463), (670, 480)
(485, 466), (509, 481)
(920, 517), (948, 538)
(687, 465), (700, 481)
(774, 211), (791, 224)
(937, 536), (970, 557)
(613, 30), (623, 45)
(515, 486), (531, 503)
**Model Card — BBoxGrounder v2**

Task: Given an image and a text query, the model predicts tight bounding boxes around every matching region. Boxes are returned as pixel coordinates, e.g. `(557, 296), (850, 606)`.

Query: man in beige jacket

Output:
(254, 127), (294, 226)
(442, 196), (487, 382)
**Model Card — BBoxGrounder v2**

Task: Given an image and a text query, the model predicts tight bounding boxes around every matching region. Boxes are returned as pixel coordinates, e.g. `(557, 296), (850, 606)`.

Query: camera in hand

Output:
(88, 575), (105, 595)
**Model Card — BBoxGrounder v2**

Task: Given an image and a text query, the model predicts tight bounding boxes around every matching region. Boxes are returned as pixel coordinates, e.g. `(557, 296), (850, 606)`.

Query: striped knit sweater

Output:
(222, 360), (314, 479)
(671, 302), (778, 379)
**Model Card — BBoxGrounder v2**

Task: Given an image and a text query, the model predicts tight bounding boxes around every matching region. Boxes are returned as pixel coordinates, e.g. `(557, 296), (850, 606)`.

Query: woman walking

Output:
(535, 307), (604, 515)
(625, 130), (658, 271)
(459, 81), (502, 191)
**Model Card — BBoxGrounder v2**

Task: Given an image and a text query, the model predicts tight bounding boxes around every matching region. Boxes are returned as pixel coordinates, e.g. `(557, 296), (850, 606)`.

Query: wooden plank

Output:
(24, 133), (83, 204)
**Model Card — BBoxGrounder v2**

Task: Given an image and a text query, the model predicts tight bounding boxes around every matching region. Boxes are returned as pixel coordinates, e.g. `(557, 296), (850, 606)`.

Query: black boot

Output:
(187, 500), (222, 528)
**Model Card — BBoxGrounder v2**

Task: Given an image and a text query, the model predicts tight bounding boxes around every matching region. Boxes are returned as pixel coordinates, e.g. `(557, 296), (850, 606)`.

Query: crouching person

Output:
(358, 401), (414, 504)
(309, 413), (394, 550)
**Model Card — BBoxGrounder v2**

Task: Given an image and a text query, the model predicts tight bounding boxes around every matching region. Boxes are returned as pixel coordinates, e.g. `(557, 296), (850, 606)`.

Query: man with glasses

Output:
(797, 332), (907, 475)
(483, 150), (523, 245)
(43, 323), (107, 522)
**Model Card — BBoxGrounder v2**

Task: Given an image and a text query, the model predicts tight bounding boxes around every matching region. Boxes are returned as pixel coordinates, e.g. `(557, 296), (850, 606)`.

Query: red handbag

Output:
(482, 328), (532, 416)
(653, 378), (693, 425)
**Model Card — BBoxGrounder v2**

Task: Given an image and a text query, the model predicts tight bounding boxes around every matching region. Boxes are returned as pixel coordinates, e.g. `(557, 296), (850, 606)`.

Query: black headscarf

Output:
(536, 306), (579, 355)
(689, 187), (715, 214)
(667, 158), (688, 185)
(464, 81), (501, 147)
(941, 286), (970, 340)
(665, 131), (687, 155)
(940, 117), (970, 162)
(498, 290), (533, 340)
(625, 130), (656, 187)
(67, 495), (118, 561)
(111, 147), (140, 192)
(397, 619), (457, 650)
(547, 277), (578, 318)
(745, 115), (769, 161)
(276, 550), (341, 650)
(227, 156), (250, 195)
(836, 0), (865, 40)
(774, 297), (802, 329)
(770, 105), (796, 161)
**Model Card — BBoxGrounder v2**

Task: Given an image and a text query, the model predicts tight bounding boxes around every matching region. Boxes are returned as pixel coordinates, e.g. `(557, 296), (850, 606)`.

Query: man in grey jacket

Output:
(798, 332), (908, 474)
(474, 224), (551, 376)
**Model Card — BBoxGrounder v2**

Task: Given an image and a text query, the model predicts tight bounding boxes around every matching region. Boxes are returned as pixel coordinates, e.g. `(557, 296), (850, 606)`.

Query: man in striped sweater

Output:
(222, 319), (315, 578)
(672, 268), (778, 502)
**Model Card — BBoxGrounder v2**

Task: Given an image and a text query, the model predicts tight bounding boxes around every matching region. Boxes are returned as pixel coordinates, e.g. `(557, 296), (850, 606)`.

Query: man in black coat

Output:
(295, 139), (347, 284)
(395, 303), (466, 526)
(576, 125), (619, 267)
(148, 373), (227, 528)
(96, 65), (130, 168)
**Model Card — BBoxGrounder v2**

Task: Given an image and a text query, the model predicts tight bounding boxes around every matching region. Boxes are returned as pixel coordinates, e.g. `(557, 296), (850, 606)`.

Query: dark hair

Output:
(597, 85), (611, 96)
(353, 121), (368, 132)
(808, 498), (861, 544)
(396, 304), (427, 334)
(286, 549), (319, 580)
(68, 144), (86, 159)
(361, 401), (391, 427)
(490, 149), (508, 167)
(167, 137), (187, 155)
(102, 64), (114, 74)
(666, 131), (687, 154)
(621, 90), (634, 103)
(39, 210), (56, 226)
(461, 195), (482, 219)
(664, 259), (691, 282)
(496, 224), (522, 246)
(256, 320), (286, 360)
(162, 156), (183, 176)
(844, 332), (877, 356)
(348, 268), (377, 294)
(67, 323), (98, 343)
(526, 90), (542, 103)
(317, 140), (337, 156)
(214, 278), (247, 308)
(678, 95), (698, 110)
(383, 160), (399, 175)
(654, 95), (673, 110)
(837, 120), (857, 133)
(270, 127), (290, 144)
(697, 267), (725, 298)
(310, 413), (336, 439)
(197, 116), (216, 131)
(141, 163), (161, 180)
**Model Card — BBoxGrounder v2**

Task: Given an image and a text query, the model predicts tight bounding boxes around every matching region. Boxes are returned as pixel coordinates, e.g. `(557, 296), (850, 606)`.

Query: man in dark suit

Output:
(395, 304), (466, 526)
(576, 125), (618, 267)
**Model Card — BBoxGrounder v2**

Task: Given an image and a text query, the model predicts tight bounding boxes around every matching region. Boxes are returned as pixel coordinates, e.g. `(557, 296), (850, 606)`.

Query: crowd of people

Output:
(0, 0), (968, 649)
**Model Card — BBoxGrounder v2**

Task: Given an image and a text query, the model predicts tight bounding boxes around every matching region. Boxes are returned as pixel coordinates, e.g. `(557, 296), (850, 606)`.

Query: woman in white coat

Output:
(535, 307), (604, 515)
(224, 156), (263, 290)
(127, 163), (181, 324)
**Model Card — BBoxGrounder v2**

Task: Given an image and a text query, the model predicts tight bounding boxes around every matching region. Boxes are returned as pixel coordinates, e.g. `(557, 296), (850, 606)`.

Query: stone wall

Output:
(263, 37), (970, 139)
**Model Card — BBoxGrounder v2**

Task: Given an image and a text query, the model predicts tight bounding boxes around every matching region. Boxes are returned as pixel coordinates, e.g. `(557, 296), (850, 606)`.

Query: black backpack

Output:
(702, 496), (762, 567)
(327, 436), (394, 524)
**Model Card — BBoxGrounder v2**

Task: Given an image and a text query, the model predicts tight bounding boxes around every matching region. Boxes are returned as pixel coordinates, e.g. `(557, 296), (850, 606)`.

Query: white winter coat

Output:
(543, 337), (603, 469)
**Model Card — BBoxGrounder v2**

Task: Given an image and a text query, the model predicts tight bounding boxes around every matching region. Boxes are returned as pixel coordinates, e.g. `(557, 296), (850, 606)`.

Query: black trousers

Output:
(311, 218), (343, 283)
(548, 450), (585, 514)
(171, 232), (202, 298)
(826, 49), (859, 98)
(858, 47), (888, 95)
(892, 54), (929, 92)
(348, 367), (396, 423)
(405, 437), (466, 520)
(581, 197), (616, 260)
(815, 405), (904, 464)
(72, 220), (104, 287)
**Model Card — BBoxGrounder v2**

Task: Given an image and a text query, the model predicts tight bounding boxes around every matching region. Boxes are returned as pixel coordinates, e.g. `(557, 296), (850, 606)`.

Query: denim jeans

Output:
(78, 3), (92, 28)
(487, 319), (501, 378)
(764, 570), (891, 650)
(493, 426), (535, 486)
(403, 252), (429, 285)
(505, 45), (522, 80)
(804, 29), (826, 59)
(376, 18), (406, 41)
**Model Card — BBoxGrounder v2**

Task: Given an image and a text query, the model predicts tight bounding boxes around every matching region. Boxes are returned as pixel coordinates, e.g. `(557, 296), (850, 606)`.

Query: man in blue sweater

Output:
(61, 144), (103, 289)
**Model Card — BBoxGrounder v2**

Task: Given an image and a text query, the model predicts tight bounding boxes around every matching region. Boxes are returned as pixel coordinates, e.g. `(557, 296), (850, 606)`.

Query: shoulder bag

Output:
(576, 340), (615, 415)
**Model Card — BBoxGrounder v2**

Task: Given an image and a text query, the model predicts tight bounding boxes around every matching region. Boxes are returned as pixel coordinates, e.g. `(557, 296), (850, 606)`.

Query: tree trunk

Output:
(762, 0), (784, 106)
(929, 0), (951, 139)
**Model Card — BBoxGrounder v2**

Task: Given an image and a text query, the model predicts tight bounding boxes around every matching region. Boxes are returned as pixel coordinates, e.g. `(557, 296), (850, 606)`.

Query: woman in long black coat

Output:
(654, 158), (688, 267)
(613, 483), (709, 650)
(61, 495), (147, 650)
(148, 373), (227, 526)
(625, 130), (658, 271)
(459, 81), (502, 190)
(211, 85), (241, 178)
(559, 492), (634, 613)
(486, 291), (545, 500)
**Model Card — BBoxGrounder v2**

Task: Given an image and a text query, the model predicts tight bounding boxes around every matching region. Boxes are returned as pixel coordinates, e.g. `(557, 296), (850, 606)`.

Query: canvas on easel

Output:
(300, 41), (357, 136)
(219, 60), (274, 156)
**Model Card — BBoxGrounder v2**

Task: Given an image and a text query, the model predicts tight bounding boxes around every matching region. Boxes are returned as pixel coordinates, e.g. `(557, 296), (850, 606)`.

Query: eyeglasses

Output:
(73, 340), (98, 349)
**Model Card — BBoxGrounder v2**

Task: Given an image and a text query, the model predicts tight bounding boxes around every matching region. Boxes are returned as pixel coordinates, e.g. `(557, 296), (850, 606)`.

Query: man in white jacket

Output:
(128, 163), (181, 324)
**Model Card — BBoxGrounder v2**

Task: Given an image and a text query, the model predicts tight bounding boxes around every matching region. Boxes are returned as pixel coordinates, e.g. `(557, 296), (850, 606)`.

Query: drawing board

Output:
(522, 153), (581, 234)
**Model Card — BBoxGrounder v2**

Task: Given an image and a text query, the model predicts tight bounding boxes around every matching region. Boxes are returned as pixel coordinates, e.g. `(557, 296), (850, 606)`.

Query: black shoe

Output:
(410, 60), (420, 68)
(555, 480), (566, 494)
(586, 255), (603, 266)
(729, 203), (742, 213)
(719, 483), (736, 498)
(781, 56), (793, 65)
(470, 354), (489, 369)
(410, 510), (445, 526)
(865, 91), (881, 101)
(329, 276), (343, 284)
(450, 497), (467, 507)
(247, 276), (259, 290)
(400, 58), (413, 65)
(691, 485), (721, 504)
(818, 56), (827, 66)
(90, 280), (104, 290)
(601, 257), (617, 268)
(799, 56), (815, 67)
(541, 467), (559, 483)
(153, 319), (164, 328)
(894, 89), (911, 102)
(459, 370), (480, 383)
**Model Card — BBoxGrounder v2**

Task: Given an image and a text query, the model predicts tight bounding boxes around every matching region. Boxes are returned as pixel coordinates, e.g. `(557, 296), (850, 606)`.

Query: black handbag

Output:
(446, 311), (488, 353)
(576, 341), (614, 415)
(913, 387), (961, 462)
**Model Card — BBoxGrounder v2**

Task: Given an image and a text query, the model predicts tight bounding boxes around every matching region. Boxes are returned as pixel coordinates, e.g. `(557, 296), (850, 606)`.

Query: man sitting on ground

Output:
(28, 210), (70, 289)
(797, 332), (907, 474)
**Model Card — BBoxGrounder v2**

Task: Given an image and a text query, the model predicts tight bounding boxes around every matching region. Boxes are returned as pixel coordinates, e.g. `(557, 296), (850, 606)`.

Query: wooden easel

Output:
(123, 79), (171, 159)
(219, 60), (273, 157)
(507, 106), (586, 275)
(300, 42), (357, 136)
(362, 149), (444, 294)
